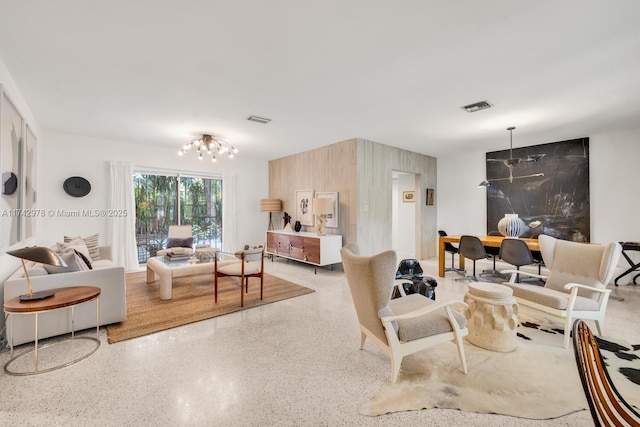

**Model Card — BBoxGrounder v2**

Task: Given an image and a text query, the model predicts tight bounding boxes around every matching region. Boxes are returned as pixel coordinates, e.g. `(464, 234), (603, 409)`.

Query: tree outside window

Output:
(134, 173), (222, 262)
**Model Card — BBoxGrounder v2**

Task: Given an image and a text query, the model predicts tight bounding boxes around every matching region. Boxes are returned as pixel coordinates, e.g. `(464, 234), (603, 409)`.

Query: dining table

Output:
(438, 234), (541, 277)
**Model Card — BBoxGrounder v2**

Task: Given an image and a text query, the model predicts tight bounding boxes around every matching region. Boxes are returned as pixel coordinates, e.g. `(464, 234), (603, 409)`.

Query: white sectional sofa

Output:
(3, 245), (126, 345)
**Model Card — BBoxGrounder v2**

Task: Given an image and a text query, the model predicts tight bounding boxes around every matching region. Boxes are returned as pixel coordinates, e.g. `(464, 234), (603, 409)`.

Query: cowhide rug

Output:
(360, 313), (640, 419)
(517, 314), (640, 407)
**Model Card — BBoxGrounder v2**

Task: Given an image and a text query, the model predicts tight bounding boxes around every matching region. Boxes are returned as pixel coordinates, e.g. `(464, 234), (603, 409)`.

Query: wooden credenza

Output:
(266, 230), (342, 272)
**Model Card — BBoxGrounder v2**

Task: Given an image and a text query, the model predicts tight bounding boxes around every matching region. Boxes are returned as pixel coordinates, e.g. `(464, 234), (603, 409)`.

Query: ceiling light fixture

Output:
(178, 134), (238, 162)
(461, 100), (492, 113)
(478, 173), (545, 187)
(247, 115), (271, 124)
(486, 127), (545, 182)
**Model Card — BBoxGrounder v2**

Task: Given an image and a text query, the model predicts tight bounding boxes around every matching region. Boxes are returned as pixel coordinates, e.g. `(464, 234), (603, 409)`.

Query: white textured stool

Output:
(464, 281), (519, 352)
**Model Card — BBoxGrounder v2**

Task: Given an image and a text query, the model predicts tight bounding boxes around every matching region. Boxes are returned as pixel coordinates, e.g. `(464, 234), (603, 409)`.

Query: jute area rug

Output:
(360, 313), (640, 420)
(106, 271), (314, 343)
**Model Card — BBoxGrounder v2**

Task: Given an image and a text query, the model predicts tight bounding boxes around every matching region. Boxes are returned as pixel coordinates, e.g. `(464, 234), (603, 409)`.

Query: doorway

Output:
(392, 170), (417, 259)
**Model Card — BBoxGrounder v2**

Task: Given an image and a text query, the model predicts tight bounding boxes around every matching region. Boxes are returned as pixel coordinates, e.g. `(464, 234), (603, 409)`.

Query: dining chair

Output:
(455, 235), (491, 282)
(530, 235), (544, 275)
(438, 230), (465, 275)
(481, 231), (503, 278)
(498, 238), (535, 283)
(214, 247), (265, 307)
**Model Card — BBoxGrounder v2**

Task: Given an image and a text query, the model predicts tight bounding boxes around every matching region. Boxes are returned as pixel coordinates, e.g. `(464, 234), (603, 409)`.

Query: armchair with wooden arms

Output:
(214, 247), (265, 307)
(340, 243), (468, 383)
(502, 235), (622, 348)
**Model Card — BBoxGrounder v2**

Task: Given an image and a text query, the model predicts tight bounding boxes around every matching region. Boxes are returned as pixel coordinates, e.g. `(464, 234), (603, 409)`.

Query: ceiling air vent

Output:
(247, 115), (271, 124)
(461, 100), (492, 113)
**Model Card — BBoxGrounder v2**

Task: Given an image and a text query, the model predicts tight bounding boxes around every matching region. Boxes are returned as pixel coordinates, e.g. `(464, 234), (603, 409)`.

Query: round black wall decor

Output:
(63, 176), (91, 197)
(2, 172), (18, 195)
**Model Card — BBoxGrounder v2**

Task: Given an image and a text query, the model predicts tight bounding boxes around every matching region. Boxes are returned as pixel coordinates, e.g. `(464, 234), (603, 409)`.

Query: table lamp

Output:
(7, 246), (67, 301)
(260, 198), (282, 230)
(312, 197), (334, 236)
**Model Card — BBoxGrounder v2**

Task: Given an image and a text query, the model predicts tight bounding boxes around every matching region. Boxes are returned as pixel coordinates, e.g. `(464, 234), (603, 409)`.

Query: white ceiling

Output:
(1, 1), (639, 161)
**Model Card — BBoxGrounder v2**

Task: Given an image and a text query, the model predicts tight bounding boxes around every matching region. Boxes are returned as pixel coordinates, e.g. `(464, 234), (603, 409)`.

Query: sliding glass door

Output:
(134, 172), (223, 263)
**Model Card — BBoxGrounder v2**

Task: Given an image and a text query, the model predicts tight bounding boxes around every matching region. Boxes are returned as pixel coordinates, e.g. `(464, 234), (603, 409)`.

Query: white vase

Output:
(498, 214), (525, 238)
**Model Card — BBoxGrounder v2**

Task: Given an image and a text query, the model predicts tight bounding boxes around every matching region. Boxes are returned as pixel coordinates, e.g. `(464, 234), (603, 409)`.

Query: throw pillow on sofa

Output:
(57, 237), (93, 262)
(43, 251), (89, 274)
(73, 249), (93, 269)
(64, 233), (101, 261)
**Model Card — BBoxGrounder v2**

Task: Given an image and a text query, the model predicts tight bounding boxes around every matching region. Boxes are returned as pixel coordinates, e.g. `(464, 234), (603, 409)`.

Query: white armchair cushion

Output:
(386, 294), (467, 342)
(507, 283), (599, 311)
(168, 225), (192, 239)
(217, 261), (260, 276)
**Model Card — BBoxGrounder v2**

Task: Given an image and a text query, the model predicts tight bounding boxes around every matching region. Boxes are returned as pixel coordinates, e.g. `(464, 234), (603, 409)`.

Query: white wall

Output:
(437, 127), (640, 274)
(37, 132), (269, 250)
(0, 58), (40, 138)
(437, 149), (487, 237)
(589, 128), (640, 244)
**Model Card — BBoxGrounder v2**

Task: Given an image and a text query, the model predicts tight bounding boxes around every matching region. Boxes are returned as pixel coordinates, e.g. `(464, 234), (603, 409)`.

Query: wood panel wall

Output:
(268, 139), (357, 246)
(268, 137), (437, 258)
(356, 139), (437, 258)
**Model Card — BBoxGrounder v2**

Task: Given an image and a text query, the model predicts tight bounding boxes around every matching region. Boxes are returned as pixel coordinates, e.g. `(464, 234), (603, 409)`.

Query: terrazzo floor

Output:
(1, 256), (638, 426)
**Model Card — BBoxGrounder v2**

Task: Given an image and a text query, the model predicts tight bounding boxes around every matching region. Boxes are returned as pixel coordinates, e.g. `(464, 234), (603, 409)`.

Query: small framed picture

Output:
(426, 188), (435, 206)
(315, 191), (339, 228)
(402, 191), (415, 203)
(295, 189), (315, 226)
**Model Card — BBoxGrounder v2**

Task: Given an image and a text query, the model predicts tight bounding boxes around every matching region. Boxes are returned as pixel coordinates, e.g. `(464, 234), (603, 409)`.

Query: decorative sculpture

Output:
(283, 212), (293, 232)
(498, 213), (526, 238)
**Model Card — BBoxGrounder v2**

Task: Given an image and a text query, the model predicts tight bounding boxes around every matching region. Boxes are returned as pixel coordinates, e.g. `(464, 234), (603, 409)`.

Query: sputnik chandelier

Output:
(178, 134), (238, 162)
(486, 126), (545, 183)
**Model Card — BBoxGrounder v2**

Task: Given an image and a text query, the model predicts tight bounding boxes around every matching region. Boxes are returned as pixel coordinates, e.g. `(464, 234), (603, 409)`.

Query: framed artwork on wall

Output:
(426, 188), (435, 206)
(315, 191), (338, 228)
(485, 137), (590, 241)
(402, 191), (415, 203)
(24, 124), (37, 240)
(295, 189), (315, 226)
(1, 86), (24, 247)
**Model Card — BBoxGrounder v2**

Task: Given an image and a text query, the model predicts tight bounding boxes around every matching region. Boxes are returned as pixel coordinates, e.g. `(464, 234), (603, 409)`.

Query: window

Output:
(134, 172), (223, 263)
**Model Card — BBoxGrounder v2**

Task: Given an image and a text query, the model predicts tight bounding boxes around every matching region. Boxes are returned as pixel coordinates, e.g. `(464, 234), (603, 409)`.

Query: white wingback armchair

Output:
(340, 243), (468, 383)
(502, 235), (622, 348)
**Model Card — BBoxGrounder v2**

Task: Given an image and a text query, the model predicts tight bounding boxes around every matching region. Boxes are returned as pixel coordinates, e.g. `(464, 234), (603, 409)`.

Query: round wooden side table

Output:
(4, 286), (101, 376)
